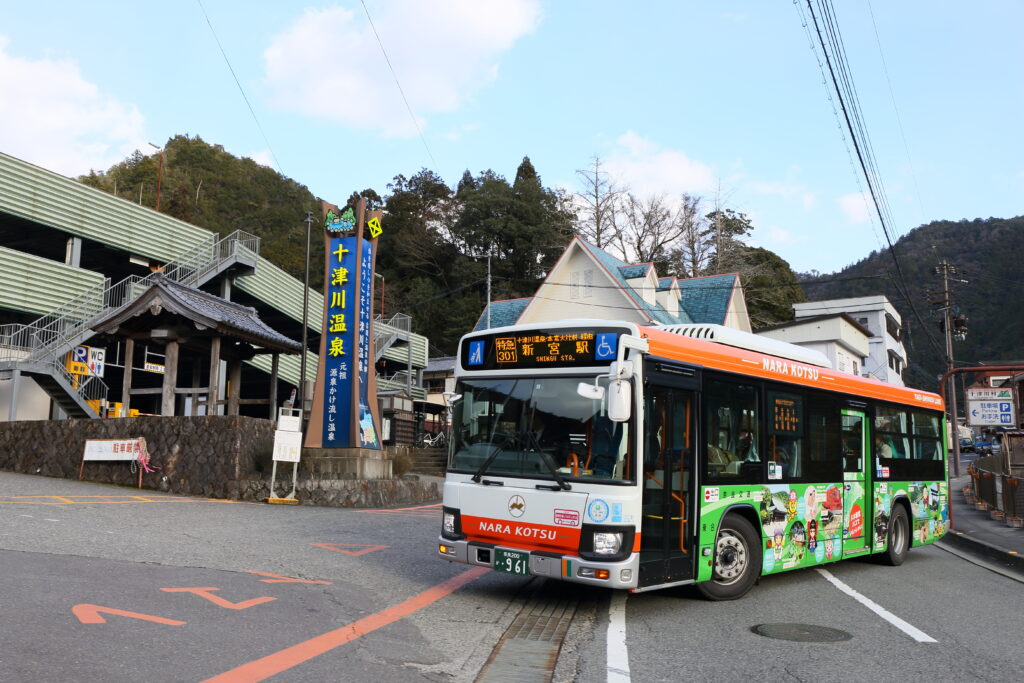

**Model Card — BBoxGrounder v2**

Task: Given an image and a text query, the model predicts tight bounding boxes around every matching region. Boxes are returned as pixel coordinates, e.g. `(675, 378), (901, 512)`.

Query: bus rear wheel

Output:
(698, 514), (761, 601)
(881, 504), (909, 566)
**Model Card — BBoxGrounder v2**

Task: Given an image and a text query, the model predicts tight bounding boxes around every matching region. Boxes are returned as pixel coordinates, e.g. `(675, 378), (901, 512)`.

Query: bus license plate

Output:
(494, 548), (529, 575)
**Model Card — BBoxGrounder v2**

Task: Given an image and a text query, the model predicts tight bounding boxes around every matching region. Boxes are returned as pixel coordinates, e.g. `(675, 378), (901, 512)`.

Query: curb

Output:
(937, 530), (1024, 578)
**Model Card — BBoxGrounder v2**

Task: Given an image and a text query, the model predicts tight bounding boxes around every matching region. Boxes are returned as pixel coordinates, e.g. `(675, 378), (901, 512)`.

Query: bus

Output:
(437, 320), (948, 598)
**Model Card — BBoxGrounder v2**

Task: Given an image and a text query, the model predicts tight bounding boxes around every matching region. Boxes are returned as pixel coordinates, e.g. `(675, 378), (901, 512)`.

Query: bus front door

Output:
(638, 385), (695, 588)
(841, 409), (870, 555)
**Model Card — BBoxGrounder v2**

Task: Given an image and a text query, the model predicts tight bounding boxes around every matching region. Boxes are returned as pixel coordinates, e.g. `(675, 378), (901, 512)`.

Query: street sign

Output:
(966, 388), (1013, 401)
(967, 398), (1016, 427)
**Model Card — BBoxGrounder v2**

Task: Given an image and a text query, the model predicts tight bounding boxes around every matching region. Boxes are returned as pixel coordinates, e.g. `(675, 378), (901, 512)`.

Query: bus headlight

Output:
(442, 506), (465, 540)
(593, 531), (623, 555)
(443, 512), (456, 535)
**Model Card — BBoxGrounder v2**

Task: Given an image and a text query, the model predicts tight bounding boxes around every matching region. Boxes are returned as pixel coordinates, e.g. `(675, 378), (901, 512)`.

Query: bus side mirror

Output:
(577, 383), (605, 401)
(607, 379), (631, 422)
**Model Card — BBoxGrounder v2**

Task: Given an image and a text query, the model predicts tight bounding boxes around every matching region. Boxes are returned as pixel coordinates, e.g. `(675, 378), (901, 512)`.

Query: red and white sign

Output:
(553, 508), (580, 527)
(462, 515), (580, 553)
(83, 438), (144, 461)
(704, 487), (720, 503)
(849, 503), (863, 538)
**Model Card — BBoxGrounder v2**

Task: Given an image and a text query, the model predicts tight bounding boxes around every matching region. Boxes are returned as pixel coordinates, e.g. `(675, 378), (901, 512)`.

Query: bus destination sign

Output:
(461, 327), (626, 370)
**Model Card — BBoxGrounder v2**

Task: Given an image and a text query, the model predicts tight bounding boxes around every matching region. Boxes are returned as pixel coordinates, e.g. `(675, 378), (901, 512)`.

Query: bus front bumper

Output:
(438, 537), (639, 590)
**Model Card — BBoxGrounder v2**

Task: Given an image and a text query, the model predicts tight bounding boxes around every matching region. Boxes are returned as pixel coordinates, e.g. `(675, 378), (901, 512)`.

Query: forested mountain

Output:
(801, 216), (1024, 389)
(78, 136), (806, 354)
(79, 135), (327, 287)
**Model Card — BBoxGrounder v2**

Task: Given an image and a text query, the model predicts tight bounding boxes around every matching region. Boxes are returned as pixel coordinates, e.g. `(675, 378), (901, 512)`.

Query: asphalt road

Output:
(2, 471), (1022, 683)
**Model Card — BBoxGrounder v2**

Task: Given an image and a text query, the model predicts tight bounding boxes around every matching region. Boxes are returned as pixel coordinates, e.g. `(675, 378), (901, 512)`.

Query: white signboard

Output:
(968, 399), (1016, 427)
(278, 414), (302, 432)
(88, 347), (105, 378)
(83, 438), (143, 461)
(272, 430), (303, 463)
(966, 388), (1013, 401)
(144, 362), (165, 374)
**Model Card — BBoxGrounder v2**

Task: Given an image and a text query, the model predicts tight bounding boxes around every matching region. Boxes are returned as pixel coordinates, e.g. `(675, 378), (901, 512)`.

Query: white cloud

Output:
(604, 131), (716, 197)
(263, 1), (541, 137)
(746, 180), (815, 213)
(838, 192), (872, 224)
(248, 150), (274, 167)
(0, 37), (145, 176)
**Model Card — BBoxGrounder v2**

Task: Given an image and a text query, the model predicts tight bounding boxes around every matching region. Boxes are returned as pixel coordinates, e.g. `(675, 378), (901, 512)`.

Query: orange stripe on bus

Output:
(203, 567), (487, 683)
(641, 327), (943, 410)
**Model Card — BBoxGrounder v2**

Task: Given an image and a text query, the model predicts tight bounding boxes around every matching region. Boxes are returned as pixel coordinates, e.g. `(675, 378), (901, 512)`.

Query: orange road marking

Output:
(73, 604), (185, 626)
(246, 571), (332, 585)
(160, 587), (276, 610)
(311, 543), (390, 556)
(203, 567), (488, 683)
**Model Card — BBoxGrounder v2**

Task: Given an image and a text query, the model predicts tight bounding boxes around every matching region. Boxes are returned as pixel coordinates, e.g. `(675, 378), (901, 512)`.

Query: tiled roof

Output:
(472, 298), (532, 332)
(577, 240), (693, 325)
(618, 264), (652, 279)
(93, 275), (302, 352)
(656, 277), (677, 291)
(426, 356), (457, 372)
(677, 274), (737, 325)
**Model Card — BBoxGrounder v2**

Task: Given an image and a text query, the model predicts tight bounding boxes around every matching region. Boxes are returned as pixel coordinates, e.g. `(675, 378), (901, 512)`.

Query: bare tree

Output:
(574, 155), (621, 249)
(667, 194), (713, 277)
(614, 193), (686, 267)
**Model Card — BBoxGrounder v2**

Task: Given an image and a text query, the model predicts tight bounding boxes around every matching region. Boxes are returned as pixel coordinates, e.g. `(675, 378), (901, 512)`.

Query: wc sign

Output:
(71, 345), (106, 378)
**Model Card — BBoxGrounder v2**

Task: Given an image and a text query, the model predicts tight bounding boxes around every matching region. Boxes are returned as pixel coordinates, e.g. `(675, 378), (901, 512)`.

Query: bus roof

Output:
(640, 325), (943, 411)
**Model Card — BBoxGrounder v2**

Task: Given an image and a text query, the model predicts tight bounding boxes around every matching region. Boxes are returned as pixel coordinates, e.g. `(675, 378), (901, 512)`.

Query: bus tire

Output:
(881, 504), (909, 566)
(698, 514), (761, 601)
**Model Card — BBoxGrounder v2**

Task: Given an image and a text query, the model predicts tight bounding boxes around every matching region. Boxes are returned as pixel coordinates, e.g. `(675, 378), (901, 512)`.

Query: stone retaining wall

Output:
(0, 417), (438, 507)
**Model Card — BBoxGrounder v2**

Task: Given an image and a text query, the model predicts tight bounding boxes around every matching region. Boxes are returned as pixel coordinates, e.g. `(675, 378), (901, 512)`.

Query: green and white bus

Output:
(437, 320), (948, 598)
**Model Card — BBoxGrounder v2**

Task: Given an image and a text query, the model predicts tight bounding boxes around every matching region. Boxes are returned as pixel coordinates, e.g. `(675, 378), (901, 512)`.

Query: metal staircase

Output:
(0, 230), (260, 418)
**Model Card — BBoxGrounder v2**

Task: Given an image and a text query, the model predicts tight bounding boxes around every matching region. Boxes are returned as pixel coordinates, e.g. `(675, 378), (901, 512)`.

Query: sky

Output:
(1, 1), (1021, 274)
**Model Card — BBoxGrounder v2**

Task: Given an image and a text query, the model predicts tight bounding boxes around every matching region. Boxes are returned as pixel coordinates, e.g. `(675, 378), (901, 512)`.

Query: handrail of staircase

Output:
(0, 230), (260, 366)
(45, 356), (109, 414)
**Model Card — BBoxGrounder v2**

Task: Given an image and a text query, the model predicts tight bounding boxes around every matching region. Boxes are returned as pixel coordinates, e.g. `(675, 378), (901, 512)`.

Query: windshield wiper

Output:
(471, 442), (505, 483)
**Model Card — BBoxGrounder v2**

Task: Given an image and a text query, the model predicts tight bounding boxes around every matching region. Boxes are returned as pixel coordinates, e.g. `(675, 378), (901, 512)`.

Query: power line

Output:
(866, 0), (927, 225)
(359, 0), (437, 169)
(801, 0), (945, 362)
(196, 0), (284, 174)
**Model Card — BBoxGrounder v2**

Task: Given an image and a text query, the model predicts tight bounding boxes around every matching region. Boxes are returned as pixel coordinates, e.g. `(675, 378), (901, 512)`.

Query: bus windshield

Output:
(449, 376), (634, 484)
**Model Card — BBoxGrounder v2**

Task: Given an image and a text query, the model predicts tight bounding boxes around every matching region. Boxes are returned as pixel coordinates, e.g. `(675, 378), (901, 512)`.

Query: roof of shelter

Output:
(92, 274), (302, 352)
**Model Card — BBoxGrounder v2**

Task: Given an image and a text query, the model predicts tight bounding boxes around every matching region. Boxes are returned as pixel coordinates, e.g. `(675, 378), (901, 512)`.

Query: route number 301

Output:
(494, 548), (529, 575)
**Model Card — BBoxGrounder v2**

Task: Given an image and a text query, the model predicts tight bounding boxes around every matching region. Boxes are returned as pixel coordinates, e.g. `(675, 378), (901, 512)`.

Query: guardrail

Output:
(965, 454), (1024, 528)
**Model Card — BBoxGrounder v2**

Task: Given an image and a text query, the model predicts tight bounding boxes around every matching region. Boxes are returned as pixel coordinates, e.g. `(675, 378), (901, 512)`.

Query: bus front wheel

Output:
(881, 504), (909, 566)
(698, 514), (761, 601)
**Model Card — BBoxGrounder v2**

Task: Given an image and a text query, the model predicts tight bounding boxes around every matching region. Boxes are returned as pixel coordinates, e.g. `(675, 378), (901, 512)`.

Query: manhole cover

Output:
(751, 623), (852, 642)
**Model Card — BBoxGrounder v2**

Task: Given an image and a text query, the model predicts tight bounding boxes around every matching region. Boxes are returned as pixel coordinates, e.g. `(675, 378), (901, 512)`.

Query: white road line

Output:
(607, 591), (631, 683)
(816, 568), (937, 643)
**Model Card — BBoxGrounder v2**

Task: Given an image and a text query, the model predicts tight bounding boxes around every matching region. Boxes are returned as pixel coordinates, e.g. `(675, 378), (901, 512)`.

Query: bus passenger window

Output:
(703, 379), (760, 482)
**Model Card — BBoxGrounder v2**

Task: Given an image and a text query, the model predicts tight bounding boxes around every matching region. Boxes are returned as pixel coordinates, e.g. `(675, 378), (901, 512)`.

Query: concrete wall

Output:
(0, 376), (51, 421)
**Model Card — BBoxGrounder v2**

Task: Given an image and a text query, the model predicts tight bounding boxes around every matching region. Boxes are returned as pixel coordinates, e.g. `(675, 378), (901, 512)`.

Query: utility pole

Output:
(148, 142), (164, 212)
(300, 211), (313, 425)
(486, 249), (492, 329)
(933, 257), (968, 476)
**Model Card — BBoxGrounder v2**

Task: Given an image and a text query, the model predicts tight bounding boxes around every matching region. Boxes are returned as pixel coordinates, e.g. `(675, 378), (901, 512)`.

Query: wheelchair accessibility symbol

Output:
(595, 333), (617, 360)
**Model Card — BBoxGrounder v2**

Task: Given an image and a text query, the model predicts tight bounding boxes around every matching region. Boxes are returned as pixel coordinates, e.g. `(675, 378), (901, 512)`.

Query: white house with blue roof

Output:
(473, 236), (751, 332)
